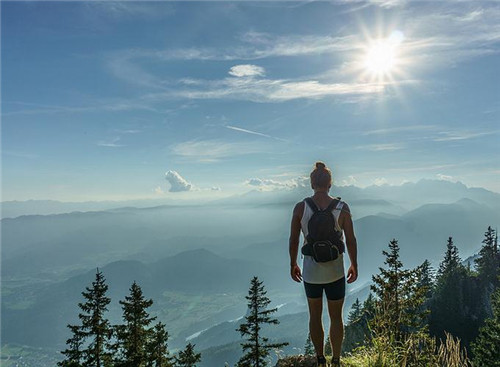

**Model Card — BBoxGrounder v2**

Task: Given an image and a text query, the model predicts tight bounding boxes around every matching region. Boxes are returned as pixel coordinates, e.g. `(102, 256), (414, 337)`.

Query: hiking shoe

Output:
(331, 357), (341, 367)
(316, 355), (327, 367)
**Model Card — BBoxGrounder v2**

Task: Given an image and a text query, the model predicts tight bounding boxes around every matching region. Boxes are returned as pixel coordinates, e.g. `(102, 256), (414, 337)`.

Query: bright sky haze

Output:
(2, 1), (499, 201)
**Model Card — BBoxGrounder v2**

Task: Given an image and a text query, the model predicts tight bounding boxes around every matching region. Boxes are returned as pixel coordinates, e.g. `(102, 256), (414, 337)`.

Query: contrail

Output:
(225, 125), (288, 142)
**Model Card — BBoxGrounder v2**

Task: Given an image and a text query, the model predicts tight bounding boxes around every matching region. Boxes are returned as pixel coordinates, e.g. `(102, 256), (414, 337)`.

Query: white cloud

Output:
(246, 176), (309, 191)
(339, 175), (357, 186)
(145, 77), (386, 103)
(357, 143), (404, 151)
(433, 130), (495, 142)
(373, 177), (389, 186)
(165, 170), (193, 192)
(436, 173), (455, 182)
(211, 186), (222, 191)
(228, 64), (265, 78)
(170, 139), (266, 162)
(97, 136), (124, 148)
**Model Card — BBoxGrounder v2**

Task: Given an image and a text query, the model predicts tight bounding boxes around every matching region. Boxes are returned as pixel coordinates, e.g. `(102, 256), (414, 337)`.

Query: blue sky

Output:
(2, 1), (499, 201)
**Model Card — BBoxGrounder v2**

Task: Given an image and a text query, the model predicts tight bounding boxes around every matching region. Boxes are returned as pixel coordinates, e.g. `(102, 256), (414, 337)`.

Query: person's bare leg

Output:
(327, 298), (344, 361)
(306, 297), (324, 356)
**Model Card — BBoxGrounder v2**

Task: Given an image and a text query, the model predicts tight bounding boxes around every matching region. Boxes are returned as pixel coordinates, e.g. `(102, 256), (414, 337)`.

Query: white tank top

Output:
(300, 197), (346, 284)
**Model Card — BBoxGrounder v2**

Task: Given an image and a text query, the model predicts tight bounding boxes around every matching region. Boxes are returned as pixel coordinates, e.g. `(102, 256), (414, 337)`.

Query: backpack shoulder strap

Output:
(304, 197), (319, 213)
(326, 198), (340, 212)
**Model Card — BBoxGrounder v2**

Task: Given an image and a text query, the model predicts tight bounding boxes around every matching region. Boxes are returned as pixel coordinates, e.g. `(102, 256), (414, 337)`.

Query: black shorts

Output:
(304, 277), (346, 301)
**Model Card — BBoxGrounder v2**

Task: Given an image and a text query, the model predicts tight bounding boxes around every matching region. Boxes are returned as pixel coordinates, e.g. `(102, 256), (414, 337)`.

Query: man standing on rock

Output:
(289, 161), (359, 367)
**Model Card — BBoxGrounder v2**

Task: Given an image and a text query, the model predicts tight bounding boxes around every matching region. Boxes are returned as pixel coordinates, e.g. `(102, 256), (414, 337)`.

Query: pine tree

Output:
(60, 268), (114, 367)
(429, 236), (481, 347)
(147, 322), (173, 367)
(324, 335), (332, 356)
(303, 333), (314, 355)
(58, 324), (85, 367)
(370, 239), (429, 343)
(472, 283), (500, 366)
(438, 237), (461, 278)
(236, 276), (288, 367)
(417, 259), (434, 299)
(475, 226), (500, 288)
(174, 343), (201, 367)
(347, 299), (362, 325)
(115, 281), (157, 367)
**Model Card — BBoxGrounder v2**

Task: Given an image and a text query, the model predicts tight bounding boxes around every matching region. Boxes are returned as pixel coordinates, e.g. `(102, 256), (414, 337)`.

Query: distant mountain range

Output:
(2, 179), (499, 218)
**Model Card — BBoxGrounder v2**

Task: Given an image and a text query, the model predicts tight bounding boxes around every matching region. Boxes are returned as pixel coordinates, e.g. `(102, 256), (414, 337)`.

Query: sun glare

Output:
(358, 30), (406, 84)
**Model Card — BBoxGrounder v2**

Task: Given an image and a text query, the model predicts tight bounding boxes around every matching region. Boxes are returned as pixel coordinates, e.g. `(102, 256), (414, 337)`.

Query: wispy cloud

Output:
(433, 130), (497, 142)
(356, 143), (405, 151)
(362, 125), (437, 136)
(170, 139), (268, 162)
(143, 76), (387, 103)
(2, 100), (160, 116)
(97, 136), (124, 148)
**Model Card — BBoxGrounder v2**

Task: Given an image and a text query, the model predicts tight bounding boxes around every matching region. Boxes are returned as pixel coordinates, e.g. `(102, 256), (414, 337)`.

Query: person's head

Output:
(310, 161), (332, 192)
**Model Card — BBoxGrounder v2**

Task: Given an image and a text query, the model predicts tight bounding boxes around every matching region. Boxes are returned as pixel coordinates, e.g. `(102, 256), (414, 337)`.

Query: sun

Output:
(358, 30), (406, 83)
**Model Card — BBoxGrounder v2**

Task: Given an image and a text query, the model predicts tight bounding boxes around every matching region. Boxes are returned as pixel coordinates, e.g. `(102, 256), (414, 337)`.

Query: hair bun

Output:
(315, 161), (326, 169)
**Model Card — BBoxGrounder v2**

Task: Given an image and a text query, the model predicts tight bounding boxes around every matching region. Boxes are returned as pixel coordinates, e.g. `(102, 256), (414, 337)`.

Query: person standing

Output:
(289, 161), (358, 367)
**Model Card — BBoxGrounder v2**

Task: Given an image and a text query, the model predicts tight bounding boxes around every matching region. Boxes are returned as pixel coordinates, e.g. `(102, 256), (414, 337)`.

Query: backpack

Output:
(301, 197), (345, 263)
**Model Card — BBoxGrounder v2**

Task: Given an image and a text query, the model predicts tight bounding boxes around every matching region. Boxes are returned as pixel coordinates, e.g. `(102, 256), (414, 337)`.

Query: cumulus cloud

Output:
(228, 64), (265, 78)
(246, 176), (309, 191)
(373, 177), (389, 186)
(165, 170), (193, 192)
(339, 175), (357, 186)
(436, 173), (455, 182)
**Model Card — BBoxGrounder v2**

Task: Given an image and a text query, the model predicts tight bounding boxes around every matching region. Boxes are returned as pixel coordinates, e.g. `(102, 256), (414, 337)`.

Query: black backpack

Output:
(301, 197), (345, 262)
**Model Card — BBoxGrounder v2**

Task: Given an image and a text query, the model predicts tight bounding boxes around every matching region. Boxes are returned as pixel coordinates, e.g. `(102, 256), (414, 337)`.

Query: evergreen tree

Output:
(58, 324), (85, 367)
(147, 322), (173, 367)
(475, 226), (500, 288)
(343, 298), (371, 353)
(303, 333), (314, 355)
(430, 236), (483, 348)
(236, 276), (288, 367)
(174, 343), (201, 367)
(370, 239), (429, 343)
(347, 298), (362, 324)
(60, 268), (114, 367)
(472, 283), (500, 366)
(438, 237), (461, 278)
(324, 335), (332, 356)
(417, 259), (435, 299)
(115, 281), (157, 367)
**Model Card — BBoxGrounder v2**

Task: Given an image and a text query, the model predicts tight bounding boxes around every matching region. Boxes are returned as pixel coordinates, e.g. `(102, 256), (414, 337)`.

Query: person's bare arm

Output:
(289, 202), (303, 282)
(341, 203), (358, 283)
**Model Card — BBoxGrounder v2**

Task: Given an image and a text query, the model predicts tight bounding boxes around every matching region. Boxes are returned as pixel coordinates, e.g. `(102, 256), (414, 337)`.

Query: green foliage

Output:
(430, 236), (486, 347)
(472, 284), (500, 367)
(114, 281), (157, 367)
(146, 322), (174, 367)
(343, 294), (376, 353)
(236, 276), (288, 367)
(475, 227), (500, 288)
(303, 333), (314, 356)
(324, 335), (332, 356)
(370, 239), (429, 343)
(58, 268), (114, 367)
(174, 342), (201, 367)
